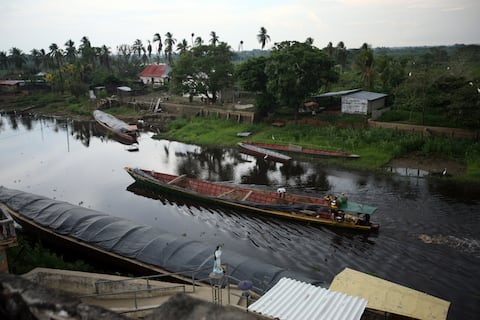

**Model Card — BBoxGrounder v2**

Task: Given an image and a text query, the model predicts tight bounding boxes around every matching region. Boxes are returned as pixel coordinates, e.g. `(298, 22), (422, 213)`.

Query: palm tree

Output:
(133, 39), (144, 57)
(305, 37), (314, 45)
(195, 36), (204, 46)
(30, 49), (42, 69)
(176, 39), (189, 55)
(238, 40), (244, 52)
(79, 36), (94, 65)
(191, 33), (195, 47)
(147, 40), (152, 58)
(354, 43), (375, 89)
(9, 47), (26, 70)
(257, 27), (270, 49)
(64, 39), (76, 63)
(209, 31), (219, 46)
(164, 32), (176, 64)
(153, 33), (163, 57)
(325, 42), (334, 58)
(99, 45), (111, 70)
(336, 41), (347, 71)
(0, 51), (8, 70)
(48, 43), (63, 69)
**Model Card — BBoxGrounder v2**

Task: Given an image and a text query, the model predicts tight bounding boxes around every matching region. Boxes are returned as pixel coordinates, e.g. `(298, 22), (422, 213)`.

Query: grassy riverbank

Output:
(155, 117), (480, 181)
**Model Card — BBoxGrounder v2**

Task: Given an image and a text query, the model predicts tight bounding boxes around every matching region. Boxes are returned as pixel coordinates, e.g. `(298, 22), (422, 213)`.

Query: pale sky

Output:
(1, 0), (479, 54)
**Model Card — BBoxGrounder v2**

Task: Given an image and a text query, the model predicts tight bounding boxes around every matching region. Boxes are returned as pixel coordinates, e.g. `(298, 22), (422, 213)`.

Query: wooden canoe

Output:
(237, 142), (292, 163)
(243, 142), (360, 158)
(93, 110), (138, 145)
(125, 167), (379, 231)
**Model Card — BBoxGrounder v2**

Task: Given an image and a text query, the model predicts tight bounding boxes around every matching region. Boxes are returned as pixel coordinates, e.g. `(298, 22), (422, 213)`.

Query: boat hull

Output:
(244, 142), (360, 158)
(237, 142), (292, 163)
(125, 167), (379, 232)
(93, 110), (138, 145)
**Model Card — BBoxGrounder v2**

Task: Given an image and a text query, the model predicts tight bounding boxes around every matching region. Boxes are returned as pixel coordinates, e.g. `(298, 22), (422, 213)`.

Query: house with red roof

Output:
(139, 64), (171, 86)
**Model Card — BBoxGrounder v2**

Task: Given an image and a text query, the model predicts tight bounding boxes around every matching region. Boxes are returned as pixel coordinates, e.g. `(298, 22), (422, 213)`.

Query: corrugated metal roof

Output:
(344, 91), (387, 101)
(330, 268), (450, 320)
(139, 64), (170, 78)
(248, 277), (367, 320)
(313, 89), (361, 98)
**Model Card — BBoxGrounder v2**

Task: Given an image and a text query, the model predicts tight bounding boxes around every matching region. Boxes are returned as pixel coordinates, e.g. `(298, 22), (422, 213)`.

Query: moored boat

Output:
(244, 142), (360, 158)
(0, 186), (313, 291)
(93, 109), (139, 144)
(237, 142), (292, 163)
(124, 167), (379, 231)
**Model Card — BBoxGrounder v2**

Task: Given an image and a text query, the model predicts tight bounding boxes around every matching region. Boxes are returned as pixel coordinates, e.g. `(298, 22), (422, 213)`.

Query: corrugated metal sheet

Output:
(345, 91), (387, 101)
(313, 89), (361, 98)
(248, 277), (367, 320)
(330, 268), (450, 320)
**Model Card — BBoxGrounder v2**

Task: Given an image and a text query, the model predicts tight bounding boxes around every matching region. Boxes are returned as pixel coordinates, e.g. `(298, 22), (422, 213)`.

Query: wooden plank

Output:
(167, 175), (186, 185)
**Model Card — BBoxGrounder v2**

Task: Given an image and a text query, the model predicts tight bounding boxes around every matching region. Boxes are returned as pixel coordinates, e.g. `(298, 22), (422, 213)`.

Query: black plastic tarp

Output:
(0, 186), (315, 292)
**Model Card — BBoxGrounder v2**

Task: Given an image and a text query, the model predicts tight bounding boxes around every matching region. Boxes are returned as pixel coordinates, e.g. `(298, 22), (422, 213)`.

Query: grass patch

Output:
(157, 118), (480, 179)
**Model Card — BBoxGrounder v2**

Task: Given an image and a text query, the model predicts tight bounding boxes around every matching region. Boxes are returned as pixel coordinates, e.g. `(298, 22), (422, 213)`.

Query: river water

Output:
(0, 113), (479, 319)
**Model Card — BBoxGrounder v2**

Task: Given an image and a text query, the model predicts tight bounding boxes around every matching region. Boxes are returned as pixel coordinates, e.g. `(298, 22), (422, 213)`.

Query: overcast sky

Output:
(1, 0), (479, 54)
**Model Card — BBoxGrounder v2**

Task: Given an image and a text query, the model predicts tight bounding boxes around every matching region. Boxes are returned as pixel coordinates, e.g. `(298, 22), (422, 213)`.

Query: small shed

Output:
(139, 64), (170, 85)
(341, 90), (387, 117)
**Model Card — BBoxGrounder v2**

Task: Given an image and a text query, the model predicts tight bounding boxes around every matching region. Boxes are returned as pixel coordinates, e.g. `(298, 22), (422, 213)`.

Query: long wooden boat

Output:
(244, 142), (360, 158)
(125, 167), (379, 231)
(237, 142), (292, 163)
(93, 109), (138, 144)
(0, 186), (310, 291)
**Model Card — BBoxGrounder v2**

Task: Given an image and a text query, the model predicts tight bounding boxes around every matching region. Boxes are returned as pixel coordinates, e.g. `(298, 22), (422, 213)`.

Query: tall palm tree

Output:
(153, 33), (163, 57)
(164, 32), (176, 64)
(133, 39), (144, 57)
(336, 41), (347, 71)
(209, 31), (219, 46)
(9, 47), (26, 70)
(79, 36), (94, 65)
(191, 33), (195, 47)
(0, 51), (8, 70)
(325, 42), (334, 58)
(64, 39), (76, 64)
(354, 43), (375, 89)
(238, 40), (244, 52)
(48, 43), (63, 69)
(30, 49), (42, 69)
(257, 27), (270, 49)
(147, 40), (152, 58)
(305, 37), (314, 45)
(195, 36), (204, 46)
(176, 39), (189, 55)
(99, 45), (111, 70)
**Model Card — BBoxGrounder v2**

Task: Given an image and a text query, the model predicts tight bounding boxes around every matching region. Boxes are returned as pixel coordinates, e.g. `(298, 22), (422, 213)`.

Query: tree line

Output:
(1, 27), (479, 129)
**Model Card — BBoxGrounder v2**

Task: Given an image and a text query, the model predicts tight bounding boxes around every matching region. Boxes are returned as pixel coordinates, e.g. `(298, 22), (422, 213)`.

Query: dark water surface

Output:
(1, 114), (479, 319)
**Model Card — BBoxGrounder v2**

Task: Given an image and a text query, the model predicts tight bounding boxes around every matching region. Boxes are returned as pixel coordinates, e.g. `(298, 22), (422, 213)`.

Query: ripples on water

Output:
(1, 114), (479, 319)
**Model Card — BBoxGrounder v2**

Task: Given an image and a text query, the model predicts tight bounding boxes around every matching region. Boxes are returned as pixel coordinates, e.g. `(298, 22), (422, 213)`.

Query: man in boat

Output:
(277, 187), (286, 198)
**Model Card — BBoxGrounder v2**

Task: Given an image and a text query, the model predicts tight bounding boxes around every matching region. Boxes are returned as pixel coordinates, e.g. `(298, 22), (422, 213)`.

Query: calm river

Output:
(0, 113), (479, 319)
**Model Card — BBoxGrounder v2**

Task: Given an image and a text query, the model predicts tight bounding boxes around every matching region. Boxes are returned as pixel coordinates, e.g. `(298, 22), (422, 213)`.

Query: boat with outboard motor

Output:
(124, 167), (379, 231)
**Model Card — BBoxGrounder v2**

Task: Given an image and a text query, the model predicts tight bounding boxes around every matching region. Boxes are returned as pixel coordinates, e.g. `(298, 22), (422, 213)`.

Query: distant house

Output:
(314, 89), (388, 119)
(139, 64), (171, 85)
(0, 80), (25, 93)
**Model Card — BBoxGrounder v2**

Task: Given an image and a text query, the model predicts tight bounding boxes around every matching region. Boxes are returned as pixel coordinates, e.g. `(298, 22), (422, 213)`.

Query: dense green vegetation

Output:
(7, 233), (96, 275)
(157, 117), (480, 181)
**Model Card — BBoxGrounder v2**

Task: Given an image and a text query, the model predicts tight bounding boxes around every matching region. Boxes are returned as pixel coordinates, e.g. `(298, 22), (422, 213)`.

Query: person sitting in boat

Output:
(331, 197), (338, 211)
(277, 187), (286, 198)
